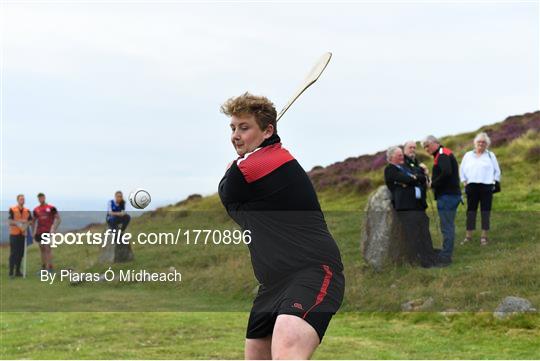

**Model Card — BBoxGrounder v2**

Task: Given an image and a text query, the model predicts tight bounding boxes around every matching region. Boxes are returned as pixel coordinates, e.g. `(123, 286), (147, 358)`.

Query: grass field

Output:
(2, 312), (539, 359)
(1, 112), (539, 359)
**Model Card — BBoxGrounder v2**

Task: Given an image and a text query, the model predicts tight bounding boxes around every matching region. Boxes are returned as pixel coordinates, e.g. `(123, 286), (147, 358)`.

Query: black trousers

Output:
(396, 210), (438, 267)
(9, 234), (25, 274)
(107, 214), (131, 232)
(465, 183), (493, 231)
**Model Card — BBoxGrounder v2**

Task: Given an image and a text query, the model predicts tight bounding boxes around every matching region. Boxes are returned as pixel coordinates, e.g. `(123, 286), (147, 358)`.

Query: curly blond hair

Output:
(220, 92), (277, 134)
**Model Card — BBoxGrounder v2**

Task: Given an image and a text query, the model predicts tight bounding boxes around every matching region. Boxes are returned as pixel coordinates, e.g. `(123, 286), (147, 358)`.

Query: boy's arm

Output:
(219, 161), (251, 208)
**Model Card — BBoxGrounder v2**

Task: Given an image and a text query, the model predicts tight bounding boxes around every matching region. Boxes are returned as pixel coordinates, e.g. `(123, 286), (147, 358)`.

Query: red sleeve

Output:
(8, 209), (14, 220)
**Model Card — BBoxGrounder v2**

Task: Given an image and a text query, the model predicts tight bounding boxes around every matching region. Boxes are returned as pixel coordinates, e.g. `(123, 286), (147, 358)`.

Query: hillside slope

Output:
(3, 111), (539, 314)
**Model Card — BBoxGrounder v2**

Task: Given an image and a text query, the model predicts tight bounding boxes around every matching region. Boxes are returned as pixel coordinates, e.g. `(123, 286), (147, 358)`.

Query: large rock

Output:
(361, 185), (409, 271)
(493, 296), (536, 319)
(98, 232), (134, 264)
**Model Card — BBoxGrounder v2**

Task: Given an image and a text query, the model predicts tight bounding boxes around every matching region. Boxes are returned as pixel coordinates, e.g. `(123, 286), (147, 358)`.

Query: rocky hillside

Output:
(307, 111), (540, 194)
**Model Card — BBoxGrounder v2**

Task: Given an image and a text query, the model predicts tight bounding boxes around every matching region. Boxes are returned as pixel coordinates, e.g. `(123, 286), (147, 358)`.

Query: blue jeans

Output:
(436, 194), (462, 259)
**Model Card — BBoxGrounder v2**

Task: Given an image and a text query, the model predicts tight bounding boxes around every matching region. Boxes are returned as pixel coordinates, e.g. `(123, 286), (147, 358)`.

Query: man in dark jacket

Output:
(403, 141), (426, 174)
(422, 135), (462, 265)
(384, 146), (439, 268)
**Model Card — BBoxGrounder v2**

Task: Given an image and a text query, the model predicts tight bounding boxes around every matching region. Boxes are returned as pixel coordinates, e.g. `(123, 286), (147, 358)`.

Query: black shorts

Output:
(34, 233), (46, 243)
(246, 264), (345, 343)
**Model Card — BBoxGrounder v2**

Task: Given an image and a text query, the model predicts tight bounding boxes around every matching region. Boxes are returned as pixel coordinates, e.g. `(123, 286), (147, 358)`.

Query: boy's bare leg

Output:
(271, 315), (319, 360)
(245, 335), (272, 360)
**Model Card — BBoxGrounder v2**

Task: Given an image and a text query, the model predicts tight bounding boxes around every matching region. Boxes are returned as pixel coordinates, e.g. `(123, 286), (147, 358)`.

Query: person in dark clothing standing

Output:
(422, 135), (462, 265)
(218, 92), (344, 360)
(8, 194), (32, 278)
(384, 146), (439, 268)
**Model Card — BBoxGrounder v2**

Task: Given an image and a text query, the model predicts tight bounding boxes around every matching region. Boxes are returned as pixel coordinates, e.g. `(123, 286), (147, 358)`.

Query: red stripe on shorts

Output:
(302, 264), (333, 319)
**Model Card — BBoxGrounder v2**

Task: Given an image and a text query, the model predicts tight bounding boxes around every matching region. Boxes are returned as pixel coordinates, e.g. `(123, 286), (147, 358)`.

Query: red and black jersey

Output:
(33, 204), (58, 234)
(431, 146), (461, 199)
(218, 134), (343, 285)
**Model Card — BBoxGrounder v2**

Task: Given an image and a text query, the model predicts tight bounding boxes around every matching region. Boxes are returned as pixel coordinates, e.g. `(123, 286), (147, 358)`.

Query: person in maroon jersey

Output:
(32, 193), (61, 272)
(219, 93), (345, 360)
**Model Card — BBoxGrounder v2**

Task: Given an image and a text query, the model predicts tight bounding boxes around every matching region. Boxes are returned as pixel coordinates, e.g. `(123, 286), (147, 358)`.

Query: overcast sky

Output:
(1, 1), (538, 210)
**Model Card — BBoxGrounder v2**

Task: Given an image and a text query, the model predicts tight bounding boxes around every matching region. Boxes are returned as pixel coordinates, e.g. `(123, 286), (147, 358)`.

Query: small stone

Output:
(440, 308), (459, 316)
(477, 291), (492, 300)
(421, 297), (435, 310)
(493, 296), (536, 319)
(69, 279), (84, 286)
(401, 297), (434, 311)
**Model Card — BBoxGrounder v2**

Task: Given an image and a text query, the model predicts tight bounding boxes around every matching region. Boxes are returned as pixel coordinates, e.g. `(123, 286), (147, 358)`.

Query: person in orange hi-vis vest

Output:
(8, 194), (33, 278)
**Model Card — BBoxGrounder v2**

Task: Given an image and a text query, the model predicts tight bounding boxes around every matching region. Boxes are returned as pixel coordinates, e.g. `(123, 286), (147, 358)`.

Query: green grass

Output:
(1, 114), (539, 359)
(2, 312), (539, 359)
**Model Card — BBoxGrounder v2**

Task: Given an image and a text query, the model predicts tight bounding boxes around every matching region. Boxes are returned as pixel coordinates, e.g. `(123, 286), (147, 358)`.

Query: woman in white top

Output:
(460, 132), (501, 245)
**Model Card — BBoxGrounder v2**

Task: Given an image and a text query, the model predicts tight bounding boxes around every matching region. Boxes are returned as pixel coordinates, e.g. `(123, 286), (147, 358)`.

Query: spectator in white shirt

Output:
(460, 132), (501, 246)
